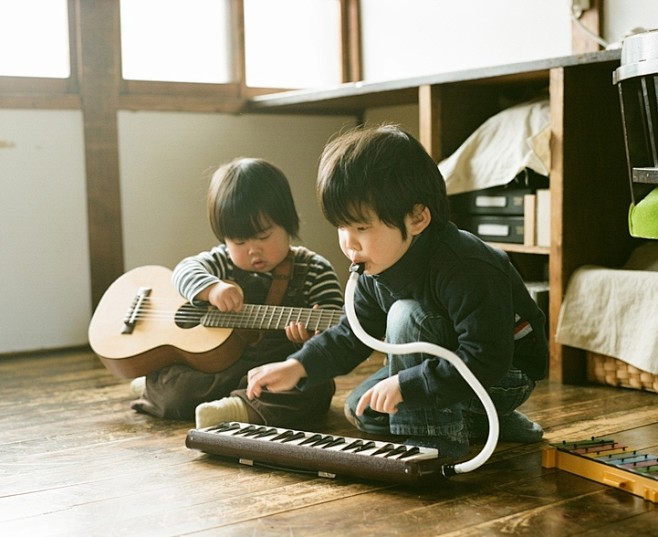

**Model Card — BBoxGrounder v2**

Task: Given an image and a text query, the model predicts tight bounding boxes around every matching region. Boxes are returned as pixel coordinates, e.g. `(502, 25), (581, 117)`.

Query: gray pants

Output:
(136, 336), (335, 427)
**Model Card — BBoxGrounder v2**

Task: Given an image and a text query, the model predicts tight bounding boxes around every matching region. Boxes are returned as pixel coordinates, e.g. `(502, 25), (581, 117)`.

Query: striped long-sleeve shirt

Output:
(172, 243), (344, 311)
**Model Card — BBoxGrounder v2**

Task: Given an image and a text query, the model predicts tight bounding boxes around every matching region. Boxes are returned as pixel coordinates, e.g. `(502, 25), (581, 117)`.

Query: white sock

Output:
(195, 396), (250, 428)
(129, 376), (146, 397)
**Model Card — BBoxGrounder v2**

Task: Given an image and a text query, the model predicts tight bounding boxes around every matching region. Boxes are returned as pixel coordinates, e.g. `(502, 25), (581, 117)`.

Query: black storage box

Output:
(450, 187), (532, 216)
(460, 215), (525, 243)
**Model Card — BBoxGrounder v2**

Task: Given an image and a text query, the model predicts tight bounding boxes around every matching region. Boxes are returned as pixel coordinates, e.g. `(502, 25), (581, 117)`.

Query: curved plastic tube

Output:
(345, 264), (499, 476)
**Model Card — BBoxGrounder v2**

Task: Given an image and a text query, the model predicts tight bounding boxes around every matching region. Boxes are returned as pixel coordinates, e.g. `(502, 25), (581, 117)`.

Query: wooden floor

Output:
(2, 349), (658, 536)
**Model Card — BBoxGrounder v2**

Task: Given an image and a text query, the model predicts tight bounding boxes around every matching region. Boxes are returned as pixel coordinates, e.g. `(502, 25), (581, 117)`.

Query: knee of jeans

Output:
(345, 389), (360, 413)
(386, 299), (420, 342)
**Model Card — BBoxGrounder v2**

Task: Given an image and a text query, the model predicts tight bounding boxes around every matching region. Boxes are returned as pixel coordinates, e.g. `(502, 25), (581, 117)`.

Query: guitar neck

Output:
(201, 304), (342, 332)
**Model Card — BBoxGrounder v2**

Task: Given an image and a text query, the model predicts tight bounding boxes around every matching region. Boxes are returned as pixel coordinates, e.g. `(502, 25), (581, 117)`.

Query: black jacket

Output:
(291, 222), (548, 409)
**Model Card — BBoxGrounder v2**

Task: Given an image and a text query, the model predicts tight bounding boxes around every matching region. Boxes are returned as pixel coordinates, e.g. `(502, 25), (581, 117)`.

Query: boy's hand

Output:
(355, 374), (403, 416)
(246, 360), (307, 400)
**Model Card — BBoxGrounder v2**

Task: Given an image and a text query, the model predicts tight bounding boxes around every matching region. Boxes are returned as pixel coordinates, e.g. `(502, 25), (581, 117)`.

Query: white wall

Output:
(361, 0), (658, 81)
(2, 0), (658, 354)
(0, 110), (353, 354)
(605, 0), (658, 46)
(360, 0), (572, 81)
(0, 110), (91, 352)
(118, 111), (354, 275)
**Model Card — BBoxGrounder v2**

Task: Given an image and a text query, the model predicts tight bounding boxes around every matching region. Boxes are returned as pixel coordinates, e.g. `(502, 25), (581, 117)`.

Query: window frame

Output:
(0, 0), (79, 108)
(0, 0), (361, 112)
(0, 0), (361, 308)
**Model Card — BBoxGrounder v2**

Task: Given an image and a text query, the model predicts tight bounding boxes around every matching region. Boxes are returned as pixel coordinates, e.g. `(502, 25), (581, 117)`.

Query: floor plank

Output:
(1, 349), (658, 536)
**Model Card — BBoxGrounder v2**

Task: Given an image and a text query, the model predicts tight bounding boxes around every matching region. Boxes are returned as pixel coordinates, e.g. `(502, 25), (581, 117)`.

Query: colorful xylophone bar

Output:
(542, 437), (658, 502)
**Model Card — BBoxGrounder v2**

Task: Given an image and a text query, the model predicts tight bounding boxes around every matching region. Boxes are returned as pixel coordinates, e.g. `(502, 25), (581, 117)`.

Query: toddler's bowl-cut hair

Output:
(317, 124), (448, 239)
(208, 157), (300, 242)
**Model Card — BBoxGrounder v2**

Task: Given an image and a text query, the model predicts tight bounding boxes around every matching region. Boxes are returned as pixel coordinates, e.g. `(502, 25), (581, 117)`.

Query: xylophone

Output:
(542, 437), (658, 502)
(186, 421), (451, 485)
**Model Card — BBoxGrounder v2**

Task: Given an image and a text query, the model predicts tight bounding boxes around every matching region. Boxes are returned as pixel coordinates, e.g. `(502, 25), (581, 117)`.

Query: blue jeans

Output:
(345, 299), (536, 442)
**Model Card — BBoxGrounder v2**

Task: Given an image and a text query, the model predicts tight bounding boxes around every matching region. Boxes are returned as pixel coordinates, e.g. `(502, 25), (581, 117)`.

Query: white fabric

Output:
(439, 98), (551, 195)
(556, 243), (658, 375)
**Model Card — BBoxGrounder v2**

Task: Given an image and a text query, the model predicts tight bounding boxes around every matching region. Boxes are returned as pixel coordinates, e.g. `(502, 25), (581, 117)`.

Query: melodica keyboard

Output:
(186, 422), (451, 484)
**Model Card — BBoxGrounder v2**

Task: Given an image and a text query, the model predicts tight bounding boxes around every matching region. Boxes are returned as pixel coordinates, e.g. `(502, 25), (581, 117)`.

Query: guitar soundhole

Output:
(175, 303), (204, 329)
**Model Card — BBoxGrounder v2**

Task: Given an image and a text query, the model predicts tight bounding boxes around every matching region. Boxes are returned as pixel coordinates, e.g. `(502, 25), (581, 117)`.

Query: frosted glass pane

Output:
(244, 0), (341, 88)
(0, 0), (70, 78)
(361, 0), (572, 81)
(120, 0), (232, 83)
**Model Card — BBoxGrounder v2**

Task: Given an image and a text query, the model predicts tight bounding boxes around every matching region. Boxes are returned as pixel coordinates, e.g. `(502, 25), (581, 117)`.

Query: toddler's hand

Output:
(285, 304), (322, 344)
(285, 322), (312, 344)
(246, 360), (307, 399)
(207, 281), (244, 312)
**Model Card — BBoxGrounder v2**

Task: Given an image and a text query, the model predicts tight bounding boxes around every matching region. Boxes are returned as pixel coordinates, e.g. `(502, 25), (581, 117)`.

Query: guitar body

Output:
(88, 265), (245, 379)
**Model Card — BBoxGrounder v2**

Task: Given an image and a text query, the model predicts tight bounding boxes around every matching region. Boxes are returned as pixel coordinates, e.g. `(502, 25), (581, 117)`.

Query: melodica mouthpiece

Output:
(349, 263), (365, 275)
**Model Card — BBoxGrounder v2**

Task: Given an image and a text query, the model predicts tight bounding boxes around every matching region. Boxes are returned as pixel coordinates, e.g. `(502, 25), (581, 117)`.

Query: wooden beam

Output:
(571, 0), (603, 53)
(418, 84), (442, 161)
(0, 76), (80, 109)
(230, 0), (246, 95)
(75, 0), (124, 308)
(549, 60), (633, 384)
(341, 0), (362, 82)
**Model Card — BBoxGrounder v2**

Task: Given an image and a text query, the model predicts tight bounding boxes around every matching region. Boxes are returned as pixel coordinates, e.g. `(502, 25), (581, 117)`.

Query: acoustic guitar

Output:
(88, 265), (342, 379)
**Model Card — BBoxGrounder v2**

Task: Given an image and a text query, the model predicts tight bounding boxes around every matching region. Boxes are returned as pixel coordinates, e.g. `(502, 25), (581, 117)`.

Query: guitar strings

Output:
(124, 298), (342, 330)
(131, 301), (343, 323)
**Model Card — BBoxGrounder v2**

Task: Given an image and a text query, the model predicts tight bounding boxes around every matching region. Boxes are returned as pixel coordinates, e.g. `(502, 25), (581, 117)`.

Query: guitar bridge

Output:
(122, 286), (151, 334)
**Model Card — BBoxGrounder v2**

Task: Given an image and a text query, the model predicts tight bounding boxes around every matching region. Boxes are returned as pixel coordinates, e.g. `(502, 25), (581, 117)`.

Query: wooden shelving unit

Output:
(246, 49), (639, 384)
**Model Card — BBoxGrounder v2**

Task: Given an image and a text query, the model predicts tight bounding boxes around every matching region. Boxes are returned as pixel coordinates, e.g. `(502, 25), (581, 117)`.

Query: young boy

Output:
(130, 157), (343, 428)
(246, 125), (548, 460)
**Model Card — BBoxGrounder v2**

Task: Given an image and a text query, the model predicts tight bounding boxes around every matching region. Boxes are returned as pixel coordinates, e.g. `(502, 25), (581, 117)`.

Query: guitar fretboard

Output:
(201, 305), (343, 331)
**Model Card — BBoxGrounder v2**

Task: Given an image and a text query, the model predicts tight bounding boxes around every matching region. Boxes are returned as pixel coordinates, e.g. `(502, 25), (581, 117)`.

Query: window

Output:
(244, 0), (342, 88)
(360, 0), (571, 81)
(1, 0), (345, 89)
(120, 0), (233, 83)
(0, 0), (70, 78)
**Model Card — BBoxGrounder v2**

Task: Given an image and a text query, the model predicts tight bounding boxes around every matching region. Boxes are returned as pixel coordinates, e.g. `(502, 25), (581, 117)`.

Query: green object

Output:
(629, 187), (658, 239)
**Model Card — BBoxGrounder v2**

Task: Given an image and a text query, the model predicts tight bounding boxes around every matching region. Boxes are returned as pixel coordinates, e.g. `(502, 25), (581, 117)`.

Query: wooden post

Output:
(571, 0), (603, 53)
(75, 0), (124, 308)
(418, 84), (442, 161)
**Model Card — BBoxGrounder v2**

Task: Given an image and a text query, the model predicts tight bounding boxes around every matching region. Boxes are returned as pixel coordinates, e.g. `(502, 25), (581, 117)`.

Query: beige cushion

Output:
(439, 98), (550, 195)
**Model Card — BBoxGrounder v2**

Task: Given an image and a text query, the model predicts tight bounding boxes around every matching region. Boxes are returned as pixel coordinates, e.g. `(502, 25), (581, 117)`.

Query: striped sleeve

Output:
(303, 253), (344, 310)
(171, 244), (233, 305)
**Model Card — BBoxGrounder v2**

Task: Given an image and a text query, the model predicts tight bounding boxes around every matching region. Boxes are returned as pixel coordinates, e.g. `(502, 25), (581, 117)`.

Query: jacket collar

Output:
(374, 224), (444, 295)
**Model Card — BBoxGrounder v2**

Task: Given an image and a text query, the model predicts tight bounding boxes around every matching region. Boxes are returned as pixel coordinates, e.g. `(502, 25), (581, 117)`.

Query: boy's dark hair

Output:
(317, 124), (448, 239)
(207, 157), (300, 241)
